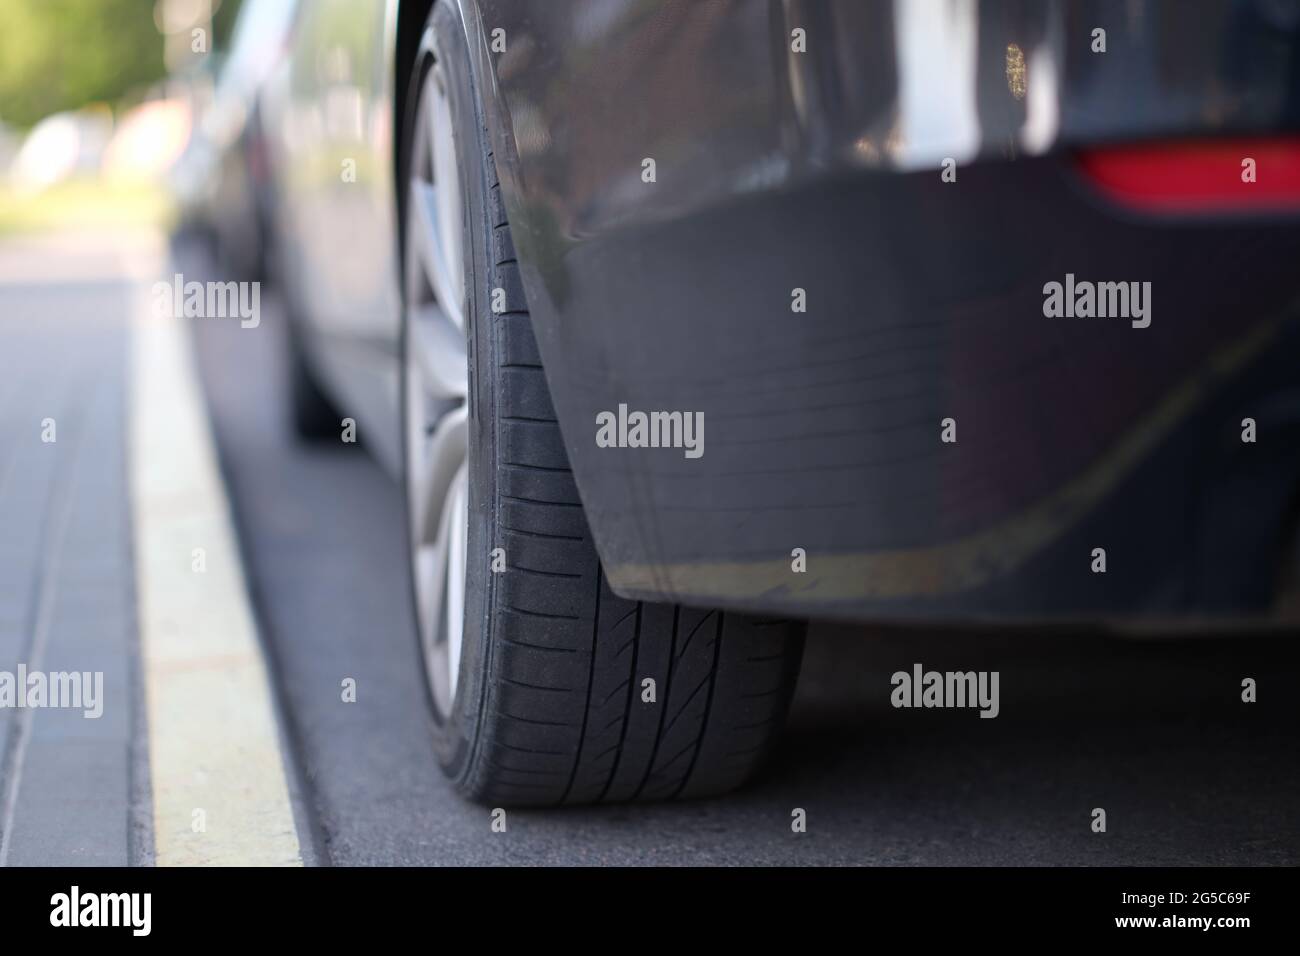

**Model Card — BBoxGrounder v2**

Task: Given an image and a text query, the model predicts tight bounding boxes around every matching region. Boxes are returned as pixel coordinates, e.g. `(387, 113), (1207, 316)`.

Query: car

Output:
(173, 0), (300, 280)
(259, 0), (1300, 805)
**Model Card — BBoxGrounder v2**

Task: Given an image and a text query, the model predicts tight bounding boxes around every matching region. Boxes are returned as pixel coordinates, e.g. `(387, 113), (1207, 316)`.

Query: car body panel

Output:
(265, 0), (406, 473)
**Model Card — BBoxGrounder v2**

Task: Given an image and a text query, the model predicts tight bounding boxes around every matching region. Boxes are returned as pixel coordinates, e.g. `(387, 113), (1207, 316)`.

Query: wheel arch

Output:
(393, 0), (435, 273)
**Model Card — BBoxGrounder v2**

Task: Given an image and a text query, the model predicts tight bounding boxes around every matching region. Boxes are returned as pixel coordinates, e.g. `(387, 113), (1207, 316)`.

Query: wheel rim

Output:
(405, 56), (467, 720)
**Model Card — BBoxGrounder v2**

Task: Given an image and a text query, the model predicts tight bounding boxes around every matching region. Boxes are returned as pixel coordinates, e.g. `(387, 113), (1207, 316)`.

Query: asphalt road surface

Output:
(0, 230), (1296, 866)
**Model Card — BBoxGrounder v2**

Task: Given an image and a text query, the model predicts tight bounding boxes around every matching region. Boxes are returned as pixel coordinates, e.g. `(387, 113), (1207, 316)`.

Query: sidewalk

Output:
(0, 231), (151, 864)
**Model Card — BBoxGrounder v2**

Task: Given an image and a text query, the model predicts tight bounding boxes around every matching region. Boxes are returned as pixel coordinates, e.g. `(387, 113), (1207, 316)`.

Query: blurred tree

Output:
(0, 0), (246, 129)
(0, 0), (169, 128)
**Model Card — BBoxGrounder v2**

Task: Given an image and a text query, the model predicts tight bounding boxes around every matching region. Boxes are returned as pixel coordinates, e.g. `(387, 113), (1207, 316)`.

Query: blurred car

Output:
(173, 0), (300, 278)
(263, 0), (1300, 805)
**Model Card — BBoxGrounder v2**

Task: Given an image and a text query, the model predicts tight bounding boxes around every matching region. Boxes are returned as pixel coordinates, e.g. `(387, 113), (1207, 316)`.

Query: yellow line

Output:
(128, 267), (301, 866)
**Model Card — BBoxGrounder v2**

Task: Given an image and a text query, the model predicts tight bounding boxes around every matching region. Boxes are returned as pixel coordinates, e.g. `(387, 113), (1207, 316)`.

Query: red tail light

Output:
(1075, 137), (1300, 213)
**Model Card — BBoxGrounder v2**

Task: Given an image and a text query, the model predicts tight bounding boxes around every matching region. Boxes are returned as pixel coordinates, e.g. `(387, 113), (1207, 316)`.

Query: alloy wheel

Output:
(404, 55), (468, 720)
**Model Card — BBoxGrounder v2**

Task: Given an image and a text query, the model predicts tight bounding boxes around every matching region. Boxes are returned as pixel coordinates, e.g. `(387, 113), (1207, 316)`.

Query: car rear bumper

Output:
(542, 155), (1300, 621)
(477, 0), (1300, 621)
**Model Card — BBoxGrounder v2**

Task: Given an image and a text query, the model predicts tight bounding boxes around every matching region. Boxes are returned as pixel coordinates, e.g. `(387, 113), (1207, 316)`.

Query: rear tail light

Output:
(1075, 137), (1300, 213)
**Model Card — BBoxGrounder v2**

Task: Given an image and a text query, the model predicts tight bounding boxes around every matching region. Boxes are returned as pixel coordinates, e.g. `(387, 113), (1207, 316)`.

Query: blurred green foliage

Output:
(0, 0), (244, 130)
(0, 0), (165, 129)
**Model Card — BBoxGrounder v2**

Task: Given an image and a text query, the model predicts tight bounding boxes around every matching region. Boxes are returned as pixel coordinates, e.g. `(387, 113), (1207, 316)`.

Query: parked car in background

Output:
(173, 0), (299, 279)
(257, 0), (1300, 806)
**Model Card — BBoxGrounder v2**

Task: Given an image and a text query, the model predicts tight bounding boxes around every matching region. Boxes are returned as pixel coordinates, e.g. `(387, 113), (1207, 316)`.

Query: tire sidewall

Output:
(400, 1), (498, 785)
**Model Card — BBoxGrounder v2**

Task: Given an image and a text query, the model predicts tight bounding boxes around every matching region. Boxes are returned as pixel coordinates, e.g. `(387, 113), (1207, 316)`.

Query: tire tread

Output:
(453, 55), (803, 808)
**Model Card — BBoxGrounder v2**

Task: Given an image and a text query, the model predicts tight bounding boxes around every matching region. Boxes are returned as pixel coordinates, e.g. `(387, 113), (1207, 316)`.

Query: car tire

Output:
(402, 1), (806, 806)
(286, 323), (342, 441)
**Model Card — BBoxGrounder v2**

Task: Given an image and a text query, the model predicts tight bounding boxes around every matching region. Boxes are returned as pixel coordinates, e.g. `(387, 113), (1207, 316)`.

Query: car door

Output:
(271, 0), (404, 472)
